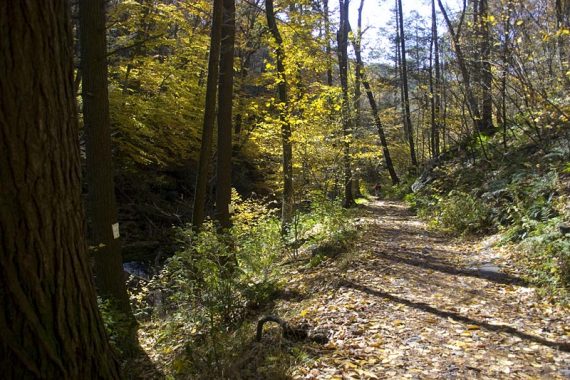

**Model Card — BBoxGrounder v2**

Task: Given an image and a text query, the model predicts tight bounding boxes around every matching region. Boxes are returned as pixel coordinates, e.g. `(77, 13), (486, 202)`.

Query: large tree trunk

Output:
(266, 0), (294, 231)
(396, 0), (418, 168)
(0, 2), (120, 378)
(193, 0), (223, 228)
(337, 0), (355, 208)
(80, 0), (139, 355)
(215, 0), (236, 230)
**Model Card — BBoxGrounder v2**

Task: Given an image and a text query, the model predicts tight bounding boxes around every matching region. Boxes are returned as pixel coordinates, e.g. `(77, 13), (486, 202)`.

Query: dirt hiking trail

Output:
(268, 200), (570, 379)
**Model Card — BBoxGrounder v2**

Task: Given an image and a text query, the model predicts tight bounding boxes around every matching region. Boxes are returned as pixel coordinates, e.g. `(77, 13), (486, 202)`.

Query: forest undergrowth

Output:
(114, 128), (570, 379)
(126, 198), (570, 379)
(122, 193), (361, 378)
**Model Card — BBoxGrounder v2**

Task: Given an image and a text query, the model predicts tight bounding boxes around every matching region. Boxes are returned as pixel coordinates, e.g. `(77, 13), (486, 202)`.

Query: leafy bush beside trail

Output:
(124, 192), (359, 377)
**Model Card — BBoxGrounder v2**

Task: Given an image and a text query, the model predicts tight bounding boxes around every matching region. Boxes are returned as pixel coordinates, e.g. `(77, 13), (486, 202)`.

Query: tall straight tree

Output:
(555, 0), (570, 75)
(337, 0), (355, 208)
(216, 0), (236, 229)
(477, 0), (494, 135)
(266, 0), (294, 230)
(193, 0), (223, 228)
(323, 0), (333, 86)
(396, 0), (418, 168)
(0, 1), (120, 378)
(500, 0), (513, 148)
(429, 0), (441, 158)
(394, 4), (406, 142)
(80, 0), (139, 354)
(351, 0), (366, 196)
(353, 0), (364, 131)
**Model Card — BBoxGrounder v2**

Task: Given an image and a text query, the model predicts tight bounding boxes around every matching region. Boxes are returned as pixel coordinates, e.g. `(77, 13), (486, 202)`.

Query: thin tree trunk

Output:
(362, 77), (400, 185)
(216, 0), (236, 230)
(351, 0), (365, 195)
(337, 0), (355, 208)
(501, 0), (512, 149)
(323, 0), (333, 86)
(430, 0), (441, 158)
(395, 0), (406, 140)
(266, 0), (294, 230)
(396, 0), (418, 167)
(0, 2), (120, 377)
(193, 0), (223, 228)
(478, 0), (494, 135)
(349, 18), (399, 185)
(441, 43), (448, 151)
(555, 0), (569, 82)
(354, 0), (364, 131)
(438, 0), (483, 135)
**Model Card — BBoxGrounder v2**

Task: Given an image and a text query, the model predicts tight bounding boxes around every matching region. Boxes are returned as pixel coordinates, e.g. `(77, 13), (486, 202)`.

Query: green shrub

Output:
(434, 190), (492, 235)
(153, 192), (284, 322)
(517, 218), (570, 294)
(287, 196), (355, 256)
(384, 176), (416, 200)
(133, 193), (287, 376)
(135, 191), (361, 376)
(502, 171), (559, 241)
(404, 192), (440, 219)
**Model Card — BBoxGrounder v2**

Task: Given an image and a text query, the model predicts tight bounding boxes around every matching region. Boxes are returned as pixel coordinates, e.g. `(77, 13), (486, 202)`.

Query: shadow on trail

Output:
(340, 279), (570, 353)
(375, 249), (529, 287)
(362, 200), (528, 287)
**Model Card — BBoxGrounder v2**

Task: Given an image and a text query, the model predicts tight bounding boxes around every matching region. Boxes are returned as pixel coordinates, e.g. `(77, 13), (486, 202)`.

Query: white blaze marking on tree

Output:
(112, 223), (120, 239)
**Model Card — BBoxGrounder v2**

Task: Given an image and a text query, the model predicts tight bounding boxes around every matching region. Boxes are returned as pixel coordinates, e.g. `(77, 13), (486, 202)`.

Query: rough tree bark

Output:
(0, 1), (121, 378)
(266, 0), (294, 231)
(193, 0), (223, 228)
(337, 0), (355, 208)
(216, 0), (236, 230)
